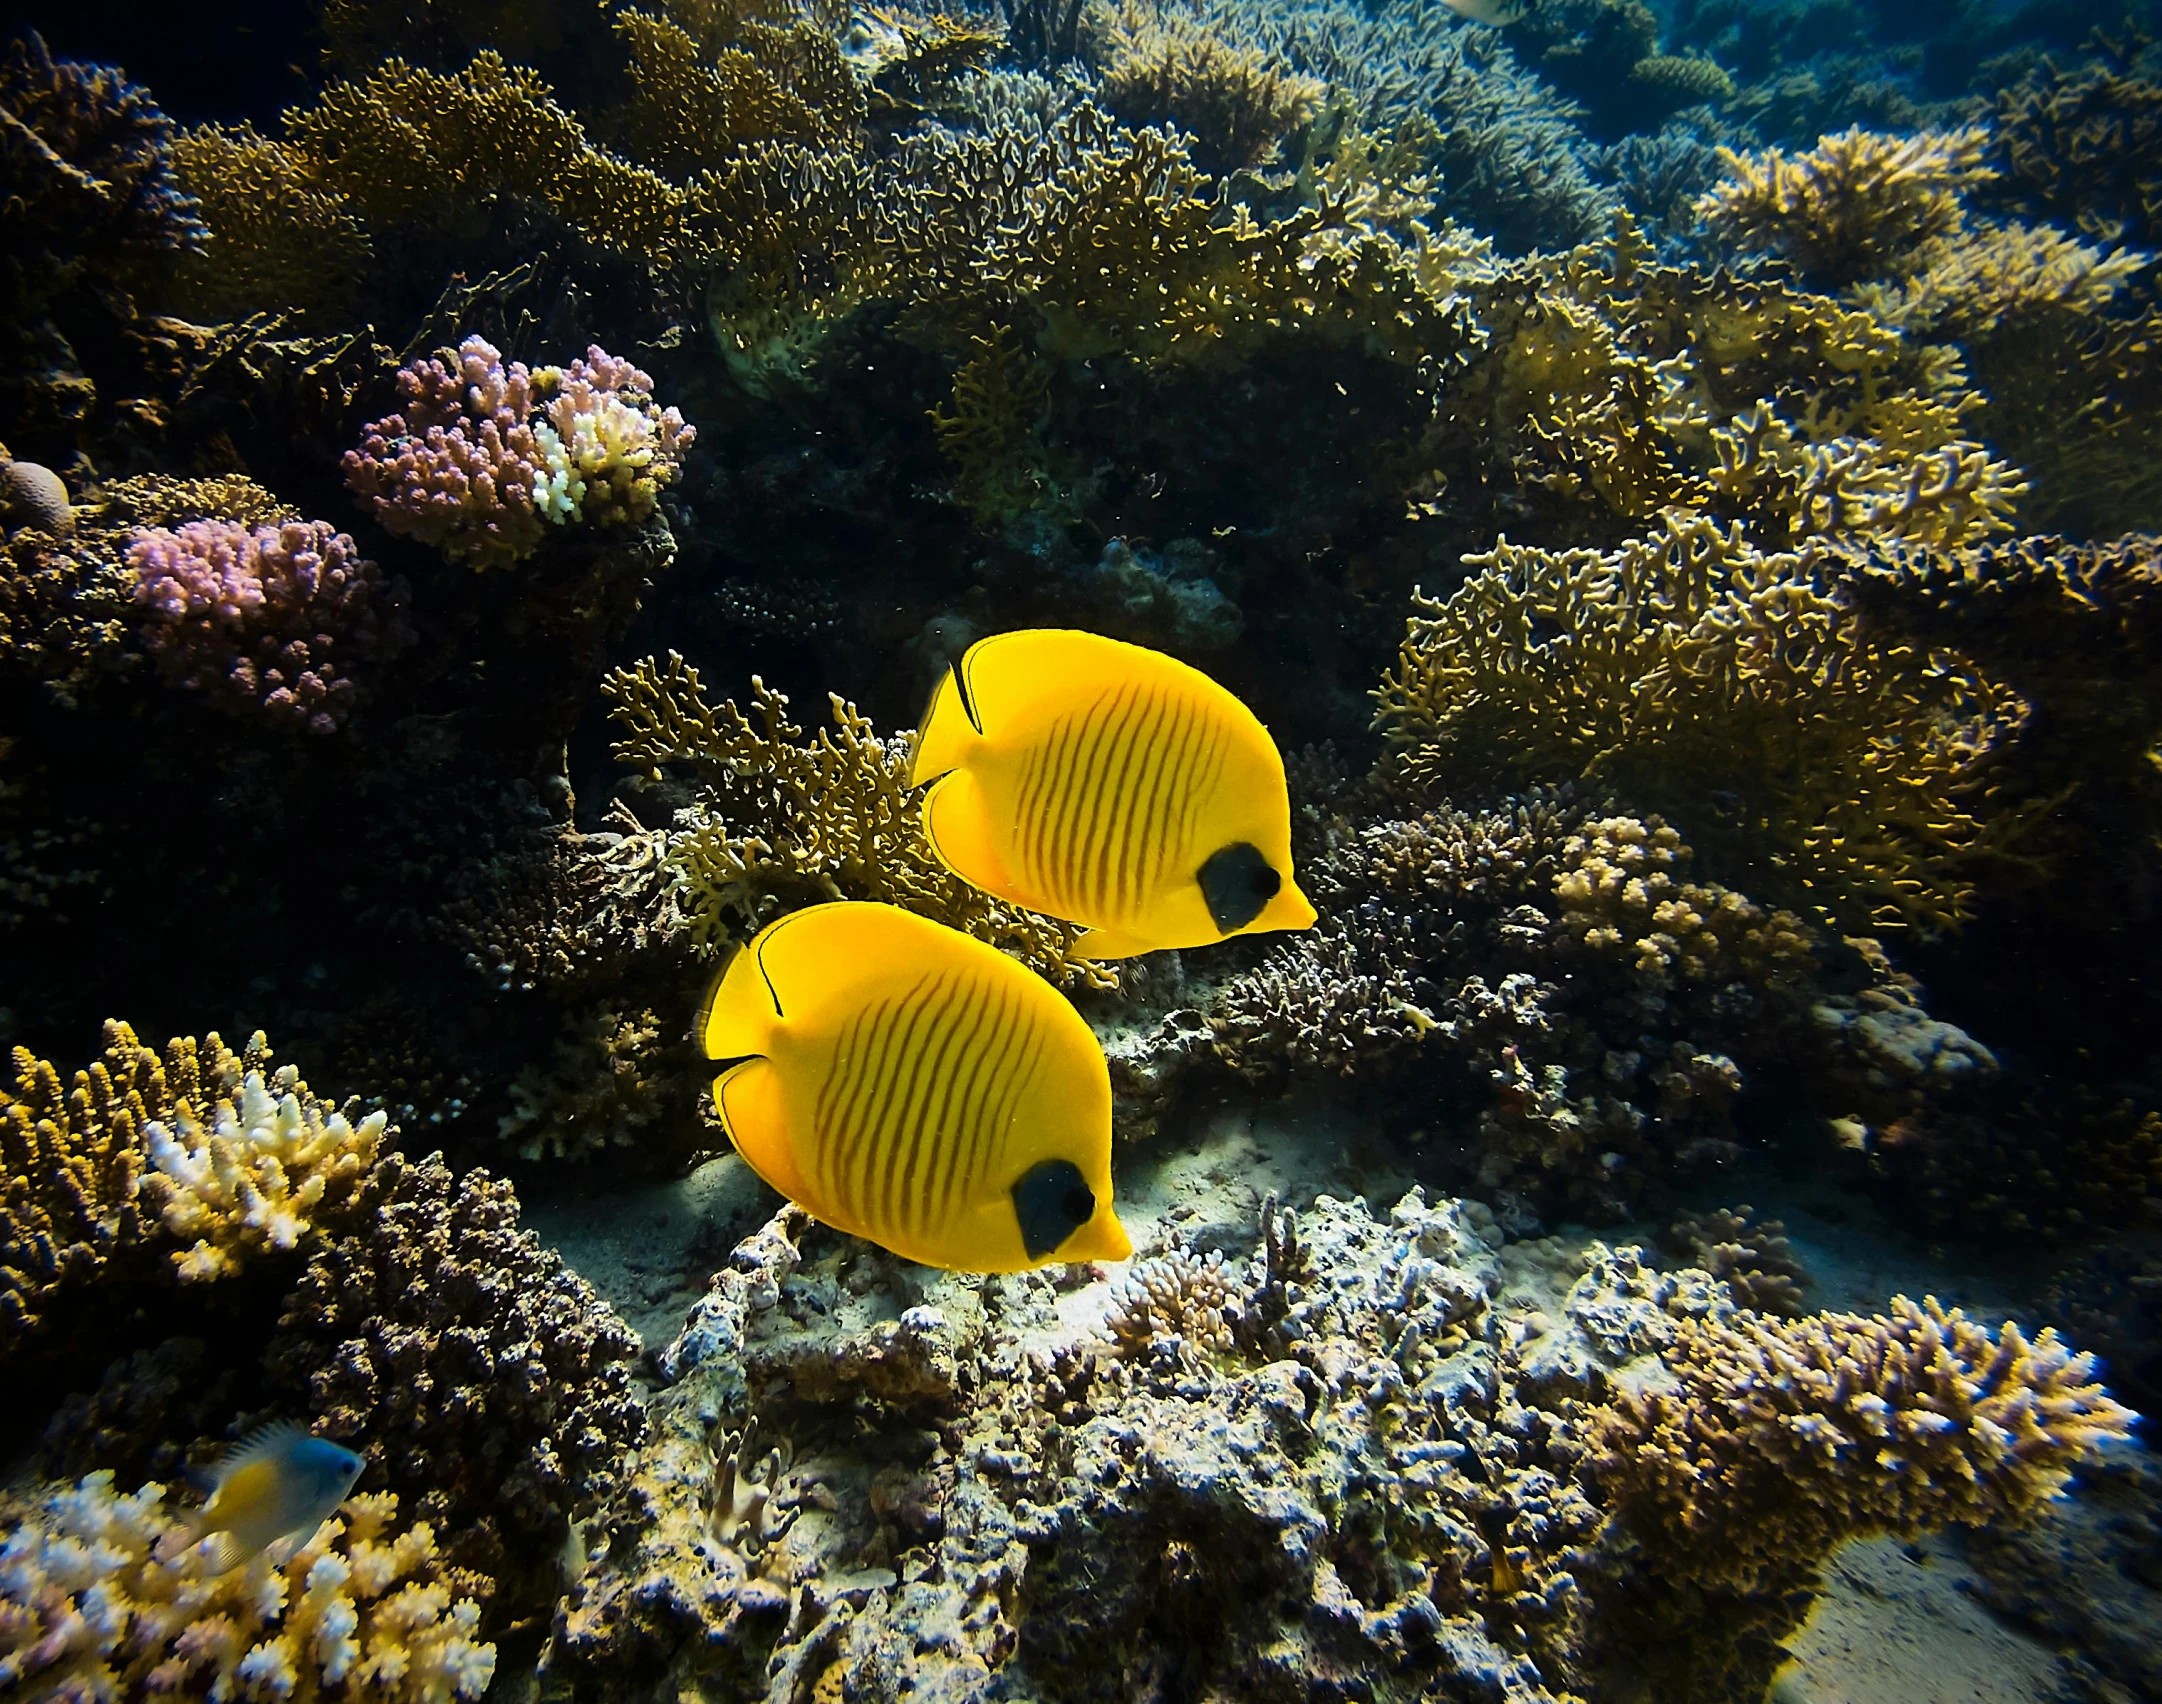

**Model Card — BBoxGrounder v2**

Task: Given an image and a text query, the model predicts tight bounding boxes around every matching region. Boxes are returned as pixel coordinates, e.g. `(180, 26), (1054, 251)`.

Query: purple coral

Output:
(127, 519), (411, 735)
(343, 336), (550, 570)
(344, 336), (696, 564)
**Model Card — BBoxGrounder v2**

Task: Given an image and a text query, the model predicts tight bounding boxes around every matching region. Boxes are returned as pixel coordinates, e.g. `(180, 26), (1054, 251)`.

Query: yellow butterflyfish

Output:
(699, 901), (1132, 1271)
(907, 629), (1319, 958)
(191, 1422), (364, 1573)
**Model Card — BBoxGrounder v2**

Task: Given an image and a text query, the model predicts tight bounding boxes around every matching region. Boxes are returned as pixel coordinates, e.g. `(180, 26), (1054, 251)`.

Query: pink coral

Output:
(343, 335), (550, 570)
(345, 337), (696, 568)
(127, 519), (410, 735)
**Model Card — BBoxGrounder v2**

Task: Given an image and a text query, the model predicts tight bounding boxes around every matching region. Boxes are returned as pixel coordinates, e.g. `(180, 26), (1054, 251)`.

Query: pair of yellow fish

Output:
(701, 630), (1317, 1274)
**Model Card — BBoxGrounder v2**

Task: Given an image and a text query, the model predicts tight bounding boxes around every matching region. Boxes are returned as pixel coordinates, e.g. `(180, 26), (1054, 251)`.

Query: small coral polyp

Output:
(344, 336), (693, 569)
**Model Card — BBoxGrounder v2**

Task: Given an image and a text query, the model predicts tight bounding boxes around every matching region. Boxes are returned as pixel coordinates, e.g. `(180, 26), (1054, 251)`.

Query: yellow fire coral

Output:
(602, 652), (1105, 983)
(1093, 0), (1323, 174)
(1590, 1296), (2136, 1594)
(1371, 509), (2022, 932)
(0, 1474), (495, 1703)
(1698, 125), (1996, 287)
(1, 1024), (384, 1338)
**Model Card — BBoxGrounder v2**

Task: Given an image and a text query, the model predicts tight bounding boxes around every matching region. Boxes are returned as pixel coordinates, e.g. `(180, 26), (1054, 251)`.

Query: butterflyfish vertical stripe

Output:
(909, 971), (1000, 1230)
(874, 975), (967, 1233)
(825, 986), (912, 1210)
(978, 1020), (1047, 1197)
(1030, 710), (1083, 908)
(824, 992), (900, 1211)
(1111, 683), (1174, 916)
(1072, 683), (1139, 913)
(949, 977), (1028, 1214)
(813, 1001), (873, 1156)
(1012, 734), (1052, 891)
(840, 977), (940, 1220)
(1091, 682), (1152, 918)
(1163, 691), (1217, 862)
(1051, 692), (1117, 912)
(892, 977), (978, 1235)
(1138, 691), (1200, 903)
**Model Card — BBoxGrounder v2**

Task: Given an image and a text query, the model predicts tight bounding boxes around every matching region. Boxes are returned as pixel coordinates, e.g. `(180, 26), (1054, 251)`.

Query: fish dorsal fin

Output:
(217, 1420), (308, 1479)
(911, 631), (1163, 788)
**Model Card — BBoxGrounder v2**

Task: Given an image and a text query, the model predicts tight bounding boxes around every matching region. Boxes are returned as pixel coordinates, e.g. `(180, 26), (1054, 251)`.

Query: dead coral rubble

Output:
(544, 1189), (2133, 1704)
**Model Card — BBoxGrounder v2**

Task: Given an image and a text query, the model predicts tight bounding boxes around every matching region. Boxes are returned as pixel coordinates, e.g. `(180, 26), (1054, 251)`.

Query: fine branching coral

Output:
(0, 1474), (496, 1704)
(1700, 125), (1995, 287)
(1372, 509), (2022, 931)
(1658, 1205), (1810, 1314)
(1092, 0), (1324, 174)
(1591, 1297), (2136, 1593)
(601, 650), (1101, 982)
(2, 1024), (386, 1343)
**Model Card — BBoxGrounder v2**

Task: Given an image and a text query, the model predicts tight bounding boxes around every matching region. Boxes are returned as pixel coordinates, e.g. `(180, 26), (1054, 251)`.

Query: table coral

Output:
(1372, 509), (2022, 932)
(345, 336), (692, 570)
(126, 519), (413, 736)
(262, 1151), (646, 1604)
(601, 651), (1101, 983)
(2, 1024), (384, 1346)
(0, 1473), (495, 1704)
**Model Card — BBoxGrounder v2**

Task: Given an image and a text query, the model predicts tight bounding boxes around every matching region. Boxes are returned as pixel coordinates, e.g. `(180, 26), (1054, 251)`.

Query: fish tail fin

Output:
(908, 661), (982, 788)
(919, 770), (1019, 898)
(712, 1057), (805, 1202)
(697, 940), (777, 1064)
(699, 918), (816, 1203)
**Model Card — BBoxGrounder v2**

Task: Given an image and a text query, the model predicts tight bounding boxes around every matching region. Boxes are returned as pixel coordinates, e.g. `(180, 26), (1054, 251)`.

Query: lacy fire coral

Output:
(127, 519), (411, 735)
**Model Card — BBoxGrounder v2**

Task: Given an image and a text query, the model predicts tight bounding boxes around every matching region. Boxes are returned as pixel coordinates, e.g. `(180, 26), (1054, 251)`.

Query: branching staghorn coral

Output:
(0, 1475), (496, 1704)
(1658, 1205), (1810, 1314)
(1372, 509), (2024, 932)
(1700, 125), (1996, 287)
(2, 1024), (385, 1343)
(602, 651), (1103, 982)
(1995, 50), (2162, 250)
(1589, 1297), (2136, 1594)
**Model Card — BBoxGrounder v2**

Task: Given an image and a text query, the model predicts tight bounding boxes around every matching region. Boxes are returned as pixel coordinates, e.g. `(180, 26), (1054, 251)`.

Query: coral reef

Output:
(0, 1473), (496, 1704)
(1372, 511), (2020, 932)
(262, 1152), (646, 1601)
(1658, 1205), (1810, 1314)
(600, 651), (1100, 981)
(127, 519), (412, 735)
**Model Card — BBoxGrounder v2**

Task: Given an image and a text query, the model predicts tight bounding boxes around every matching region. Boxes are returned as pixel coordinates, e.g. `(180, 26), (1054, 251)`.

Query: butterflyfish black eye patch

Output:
(1012, 1158), (1098, 1261)
(1199, 840), (1283, 933)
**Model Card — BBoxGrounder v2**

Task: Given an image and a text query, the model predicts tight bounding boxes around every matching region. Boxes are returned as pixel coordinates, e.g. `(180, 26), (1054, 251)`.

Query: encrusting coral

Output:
(262, 1151), (646, 1602)
(0, 1473), (496, 1704)
(2, 1023), (386, 1345)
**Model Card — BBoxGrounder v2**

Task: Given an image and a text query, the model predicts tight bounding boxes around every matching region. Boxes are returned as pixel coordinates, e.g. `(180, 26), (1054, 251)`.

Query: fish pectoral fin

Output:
(919, 770), (1018, 896)
(713, 1056), (810, 1204)
(198, 1528), (253, 1575)
(1070, 926), (1151, 960)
